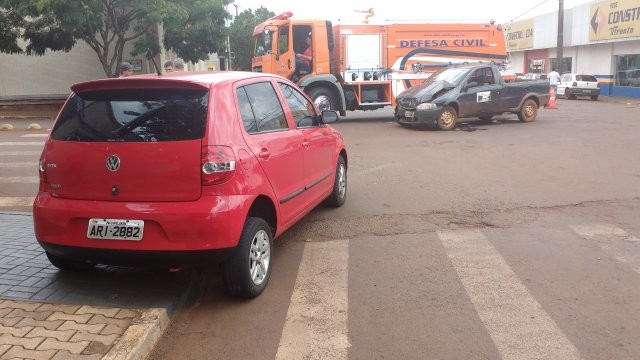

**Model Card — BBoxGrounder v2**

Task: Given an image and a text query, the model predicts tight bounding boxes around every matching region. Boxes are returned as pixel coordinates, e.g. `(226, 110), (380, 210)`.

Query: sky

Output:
(231, 0), (597, 25)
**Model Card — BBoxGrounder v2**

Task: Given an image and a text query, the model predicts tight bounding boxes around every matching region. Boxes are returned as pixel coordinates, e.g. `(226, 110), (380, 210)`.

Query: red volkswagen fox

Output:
(33, 71), (347, 298)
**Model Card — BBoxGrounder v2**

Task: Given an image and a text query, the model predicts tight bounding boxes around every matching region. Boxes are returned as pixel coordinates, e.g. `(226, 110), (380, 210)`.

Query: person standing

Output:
(548, 68), (561, 94)
(119, 62), (134, 77)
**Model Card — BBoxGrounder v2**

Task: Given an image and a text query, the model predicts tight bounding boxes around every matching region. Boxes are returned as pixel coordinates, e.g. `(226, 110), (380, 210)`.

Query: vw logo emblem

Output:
(106, 155), (121, 172)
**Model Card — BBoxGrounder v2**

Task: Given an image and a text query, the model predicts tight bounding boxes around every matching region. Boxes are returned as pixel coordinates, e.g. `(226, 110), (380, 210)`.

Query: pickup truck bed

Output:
(395, 64), (550, 130)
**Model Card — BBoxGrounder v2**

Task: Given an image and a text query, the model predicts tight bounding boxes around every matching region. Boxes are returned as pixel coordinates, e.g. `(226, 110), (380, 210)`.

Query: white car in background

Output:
(557, 73), (600, 100)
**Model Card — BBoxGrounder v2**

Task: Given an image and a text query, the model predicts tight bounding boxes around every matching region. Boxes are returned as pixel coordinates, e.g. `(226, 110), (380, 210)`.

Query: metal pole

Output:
(557, 0), (564, 72)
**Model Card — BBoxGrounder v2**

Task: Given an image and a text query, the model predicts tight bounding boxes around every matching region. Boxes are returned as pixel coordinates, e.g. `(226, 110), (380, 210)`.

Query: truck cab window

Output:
(278, 26), (289, 54)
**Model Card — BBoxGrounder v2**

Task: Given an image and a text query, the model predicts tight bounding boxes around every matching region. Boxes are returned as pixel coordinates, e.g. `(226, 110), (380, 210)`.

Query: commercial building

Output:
(506, 0), (640, 98)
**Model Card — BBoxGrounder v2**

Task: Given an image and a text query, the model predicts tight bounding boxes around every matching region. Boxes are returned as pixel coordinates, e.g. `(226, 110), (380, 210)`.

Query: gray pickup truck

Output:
(395, 64), (550, 130)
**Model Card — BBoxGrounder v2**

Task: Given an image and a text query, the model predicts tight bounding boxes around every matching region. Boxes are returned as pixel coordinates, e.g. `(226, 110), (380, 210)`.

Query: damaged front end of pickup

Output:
(394, 81), (455, 129)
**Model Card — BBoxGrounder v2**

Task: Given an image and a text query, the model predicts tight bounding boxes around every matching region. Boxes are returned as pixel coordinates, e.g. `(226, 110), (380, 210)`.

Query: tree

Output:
(0, 0), (232, 77)
(228, 7), (274, 71)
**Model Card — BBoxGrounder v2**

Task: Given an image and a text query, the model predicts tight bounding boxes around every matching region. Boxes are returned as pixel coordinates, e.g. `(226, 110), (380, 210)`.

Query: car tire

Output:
(567, 91), (576, 100)
(437, 105), (457, 130)
(223, 217), (273, 298)
(591, 95), (599, 101)
(46, 252), (94, 271)
(324, 155), (347, 207)
(518, 99), (538, 123)
(308, 87), (336, 112)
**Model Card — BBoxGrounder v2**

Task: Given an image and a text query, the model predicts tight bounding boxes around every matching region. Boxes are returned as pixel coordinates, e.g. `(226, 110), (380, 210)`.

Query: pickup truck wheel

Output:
(308, 87), (336, 112)
(223, 217), (272, 298)
(437, 106), (457, 130)
(518, 99), (538, 123)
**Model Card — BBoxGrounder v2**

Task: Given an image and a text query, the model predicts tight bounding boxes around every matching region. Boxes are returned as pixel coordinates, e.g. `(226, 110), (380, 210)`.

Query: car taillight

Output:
(201, 145), (236, 185)
(572, 81), (577, 87)
(38, 153), (48, 185)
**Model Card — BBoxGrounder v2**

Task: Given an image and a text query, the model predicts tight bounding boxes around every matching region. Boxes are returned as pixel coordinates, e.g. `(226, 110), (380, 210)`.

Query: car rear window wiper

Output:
(114, 105), (165, 137)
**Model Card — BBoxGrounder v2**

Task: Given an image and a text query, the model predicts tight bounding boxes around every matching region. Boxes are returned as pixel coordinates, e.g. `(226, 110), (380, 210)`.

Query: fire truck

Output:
(252, 12), (509, 115)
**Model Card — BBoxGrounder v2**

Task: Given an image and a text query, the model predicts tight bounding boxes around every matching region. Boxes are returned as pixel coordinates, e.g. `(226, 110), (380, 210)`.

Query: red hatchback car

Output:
(33, 71), (348, 298)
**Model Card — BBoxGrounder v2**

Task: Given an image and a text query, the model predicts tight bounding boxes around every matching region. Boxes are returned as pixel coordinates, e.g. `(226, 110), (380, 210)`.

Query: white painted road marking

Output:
(438, 229), (583, 360)
(0, 151), (42, 156)
(0, 197), (35, 207)
(20, 134), (49, 138)
(276, 240), (350, 360)
(571, 224), (640, 274)
(0, 142), (45, 146)
(0, 162), (38, 168)
(571, 223), (640, 243)
(0, 177), (39, 183)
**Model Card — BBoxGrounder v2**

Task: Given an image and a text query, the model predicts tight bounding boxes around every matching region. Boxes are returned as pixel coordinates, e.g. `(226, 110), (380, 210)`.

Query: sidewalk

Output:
(0, 212), (191, 360)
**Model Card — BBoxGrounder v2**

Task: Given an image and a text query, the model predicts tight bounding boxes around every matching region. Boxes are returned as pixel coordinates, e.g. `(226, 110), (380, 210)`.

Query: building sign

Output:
(505, 20), (534, 51)
(589, 0), (640, 41)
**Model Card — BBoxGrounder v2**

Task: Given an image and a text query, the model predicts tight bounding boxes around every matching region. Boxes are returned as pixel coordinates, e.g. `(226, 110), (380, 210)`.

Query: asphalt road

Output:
(3, 98), (640, 359)
(147, 99), (640, 360)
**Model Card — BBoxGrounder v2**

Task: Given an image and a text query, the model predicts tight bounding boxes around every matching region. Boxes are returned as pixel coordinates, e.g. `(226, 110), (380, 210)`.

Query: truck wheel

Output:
(437, 106), (457, 130)
(308, 87), (336, 112)
(223, 217), (273, 298)
(324, 155), (347, 207)
(518, 99), (538, 122)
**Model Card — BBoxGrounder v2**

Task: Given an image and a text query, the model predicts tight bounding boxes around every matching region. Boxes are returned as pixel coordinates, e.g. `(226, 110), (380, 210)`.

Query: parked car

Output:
(557, 73), (600, 100)
(33, 71), (348, 298)
(522, 73), (548, 80)
(395, 64), (550, 130)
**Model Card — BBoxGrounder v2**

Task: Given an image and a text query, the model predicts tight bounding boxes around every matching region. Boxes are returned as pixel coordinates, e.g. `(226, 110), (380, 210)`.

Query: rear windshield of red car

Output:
(51, 88), (208, 142)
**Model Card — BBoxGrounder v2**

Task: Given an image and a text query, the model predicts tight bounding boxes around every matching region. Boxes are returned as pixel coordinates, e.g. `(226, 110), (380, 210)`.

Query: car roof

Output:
(71, 71), (285, 93)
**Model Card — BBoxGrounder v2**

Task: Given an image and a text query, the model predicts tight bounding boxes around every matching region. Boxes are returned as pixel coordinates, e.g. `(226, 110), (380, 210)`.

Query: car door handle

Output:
(259, 149), (270, 159)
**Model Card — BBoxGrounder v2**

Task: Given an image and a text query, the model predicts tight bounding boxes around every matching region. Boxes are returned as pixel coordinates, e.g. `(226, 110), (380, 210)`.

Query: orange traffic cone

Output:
(545, 86), (558, 109)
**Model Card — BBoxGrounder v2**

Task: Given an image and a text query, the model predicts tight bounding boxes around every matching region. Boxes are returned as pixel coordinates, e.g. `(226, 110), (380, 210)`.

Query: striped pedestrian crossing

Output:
(276, 223), (639, 359)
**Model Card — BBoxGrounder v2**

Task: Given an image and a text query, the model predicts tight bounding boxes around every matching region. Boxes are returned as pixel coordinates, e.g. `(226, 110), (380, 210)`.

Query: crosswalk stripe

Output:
(20, 134), (49, 138)
(0, 197), (35, 207)
(0, 151), (42, 156)
(0, 162), (38, 168)
(275, 240), (350, 360)
(0, 142), (44, 146)
(438, 229), (583, 360)
(0, 177), (39, 183)
(571, 224), (640, 274)
(570, 223), (640, 242)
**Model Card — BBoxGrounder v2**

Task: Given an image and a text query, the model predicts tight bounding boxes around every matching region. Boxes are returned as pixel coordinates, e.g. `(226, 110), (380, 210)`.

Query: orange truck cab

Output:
(252, 12), (508, 116)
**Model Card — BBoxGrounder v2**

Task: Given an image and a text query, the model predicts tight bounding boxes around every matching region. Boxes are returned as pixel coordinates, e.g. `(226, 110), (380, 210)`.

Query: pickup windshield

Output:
(426, 68), (472, 86)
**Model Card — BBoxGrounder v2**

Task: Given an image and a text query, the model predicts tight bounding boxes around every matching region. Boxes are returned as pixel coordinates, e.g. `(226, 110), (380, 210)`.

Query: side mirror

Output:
(320, 110), (339, 124)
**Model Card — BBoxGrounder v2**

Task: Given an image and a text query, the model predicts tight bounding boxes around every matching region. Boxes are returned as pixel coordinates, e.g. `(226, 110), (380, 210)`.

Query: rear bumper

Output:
(39, 241), (236, 268)
(563, 87), (600, 97)
(33, 192), (251, 261)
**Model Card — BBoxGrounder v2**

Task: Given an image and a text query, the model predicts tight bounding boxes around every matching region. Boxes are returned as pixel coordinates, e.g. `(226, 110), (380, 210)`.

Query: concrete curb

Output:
(102, 307), (170, 360)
